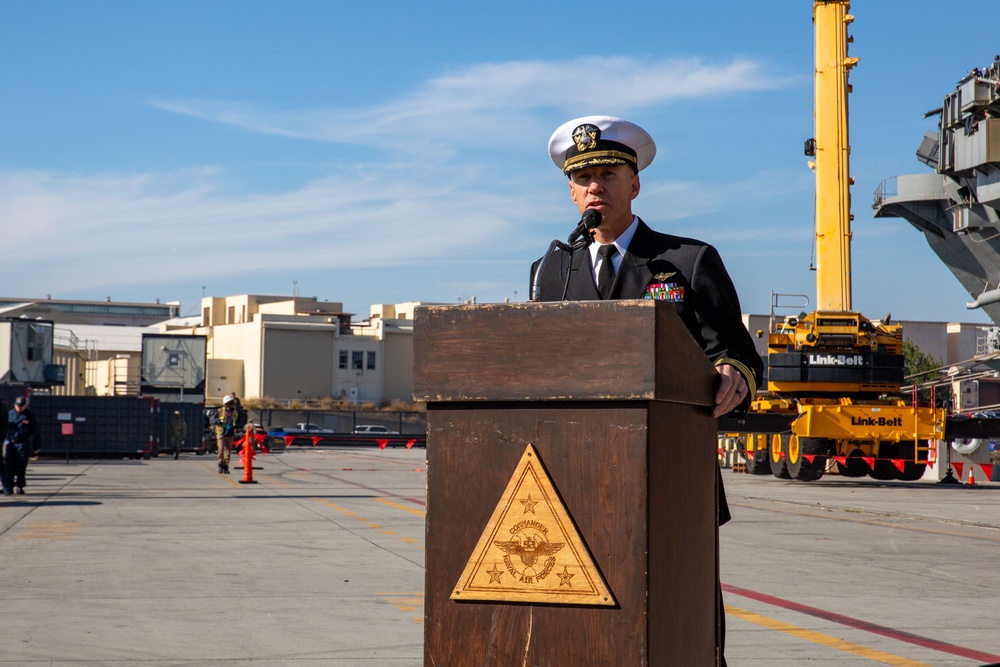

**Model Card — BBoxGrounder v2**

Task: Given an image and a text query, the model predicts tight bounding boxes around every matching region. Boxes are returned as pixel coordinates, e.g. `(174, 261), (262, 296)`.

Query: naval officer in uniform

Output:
(530, 115), (763, 666)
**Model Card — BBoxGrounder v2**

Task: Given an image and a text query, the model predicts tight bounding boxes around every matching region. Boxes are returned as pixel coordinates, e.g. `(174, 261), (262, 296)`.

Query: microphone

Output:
(532, 208), (602, 301)
(567, 208), (602, 245)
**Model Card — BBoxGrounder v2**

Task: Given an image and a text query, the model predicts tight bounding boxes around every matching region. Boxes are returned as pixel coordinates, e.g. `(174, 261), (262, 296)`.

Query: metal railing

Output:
(872, 176), (898, 210)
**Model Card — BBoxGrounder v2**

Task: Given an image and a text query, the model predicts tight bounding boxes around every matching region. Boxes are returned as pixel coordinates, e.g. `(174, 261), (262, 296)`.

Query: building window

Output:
(352, 351), (363, 370)
(367, 351), (376, 370)
(339, 351), (348, 369)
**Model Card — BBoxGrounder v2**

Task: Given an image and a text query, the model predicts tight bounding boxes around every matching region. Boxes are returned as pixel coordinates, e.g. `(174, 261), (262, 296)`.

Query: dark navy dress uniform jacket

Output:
(530, 218), (765, 525)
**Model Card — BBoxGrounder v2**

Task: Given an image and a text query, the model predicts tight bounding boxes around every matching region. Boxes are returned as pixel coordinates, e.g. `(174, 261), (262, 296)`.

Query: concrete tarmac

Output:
(721, 469), (1000, 667)
(1, 448), (999, 666)
(0, 447), (427, 666)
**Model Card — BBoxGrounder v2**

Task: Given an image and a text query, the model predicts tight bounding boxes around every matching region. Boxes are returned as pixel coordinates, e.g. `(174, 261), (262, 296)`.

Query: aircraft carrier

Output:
(874, 57), (1000, 328)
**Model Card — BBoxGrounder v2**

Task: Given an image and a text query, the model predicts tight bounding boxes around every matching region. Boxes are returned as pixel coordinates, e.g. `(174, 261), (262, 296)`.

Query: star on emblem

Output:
(557, 566), (575, 587)
(520, 495), (538, 514)
(487, 564), (504, 584)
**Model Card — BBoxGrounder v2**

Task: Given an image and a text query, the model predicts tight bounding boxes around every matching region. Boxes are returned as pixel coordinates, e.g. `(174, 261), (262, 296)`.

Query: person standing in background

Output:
(0, 397), (7, 488)
(169, 411), (187, 460)
(210, 395), (238, 474)
(4, 397), (41, 495)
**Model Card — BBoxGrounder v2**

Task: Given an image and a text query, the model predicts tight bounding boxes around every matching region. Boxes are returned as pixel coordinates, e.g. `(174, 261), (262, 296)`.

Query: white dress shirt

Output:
(588, 215), (639, 284)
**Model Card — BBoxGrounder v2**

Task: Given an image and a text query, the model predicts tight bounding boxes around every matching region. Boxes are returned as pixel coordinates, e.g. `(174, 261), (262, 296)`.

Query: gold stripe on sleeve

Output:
(714, 358), (757, 397)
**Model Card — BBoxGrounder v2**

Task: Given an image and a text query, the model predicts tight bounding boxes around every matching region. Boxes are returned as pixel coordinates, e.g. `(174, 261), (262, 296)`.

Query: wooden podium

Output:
(414, 301), (721, 666)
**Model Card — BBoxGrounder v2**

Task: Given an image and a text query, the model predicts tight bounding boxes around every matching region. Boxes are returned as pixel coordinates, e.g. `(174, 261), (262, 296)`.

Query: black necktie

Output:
(597, 244), (617, 299)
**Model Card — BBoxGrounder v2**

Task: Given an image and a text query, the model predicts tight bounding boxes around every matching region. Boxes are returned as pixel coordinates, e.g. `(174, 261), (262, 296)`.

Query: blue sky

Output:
(2, 1), (997, 324)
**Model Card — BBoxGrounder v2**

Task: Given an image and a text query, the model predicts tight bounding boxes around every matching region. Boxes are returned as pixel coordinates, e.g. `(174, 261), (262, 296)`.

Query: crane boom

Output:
(813, 0), (858, 312)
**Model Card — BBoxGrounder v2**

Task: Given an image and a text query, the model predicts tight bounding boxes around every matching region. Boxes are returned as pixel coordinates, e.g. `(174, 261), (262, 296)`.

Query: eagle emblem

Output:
(493, 520), (566, 583)
(494, 534), (565, 569)
(572, 124), (600, 152)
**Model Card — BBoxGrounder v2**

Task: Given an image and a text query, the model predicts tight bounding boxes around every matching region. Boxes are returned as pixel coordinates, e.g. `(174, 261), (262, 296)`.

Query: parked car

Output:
(295, 423), (336, 434)
(353, 424), (397, 434)
(266, 424), (333, 449)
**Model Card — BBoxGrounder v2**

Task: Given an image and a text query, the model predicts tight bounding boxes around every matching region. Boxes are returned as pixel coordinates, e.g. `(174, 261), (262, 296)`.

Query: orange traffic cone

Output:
(239, 427), (258, 485)
(967, 465), (976, 485)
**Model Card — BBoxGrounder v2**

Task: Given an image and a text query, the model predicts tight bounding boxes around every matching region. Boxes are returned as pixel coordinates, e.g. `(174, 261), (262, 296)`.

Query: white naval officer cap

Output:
(548, 116), (656, 175)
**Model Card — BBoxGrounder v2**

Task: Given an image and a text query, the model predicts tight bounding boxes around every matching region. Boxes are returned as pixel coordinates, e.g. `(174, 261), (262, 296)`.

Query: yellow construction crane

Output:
(813, 0), (856, 313)
(729, 1), (945, 481)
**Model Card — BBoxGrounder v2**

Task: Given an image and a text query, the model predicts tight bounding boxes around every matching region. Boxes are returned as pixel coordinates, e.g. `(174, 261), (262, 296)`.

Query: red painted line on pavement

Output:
(724, 583), (1000, 663)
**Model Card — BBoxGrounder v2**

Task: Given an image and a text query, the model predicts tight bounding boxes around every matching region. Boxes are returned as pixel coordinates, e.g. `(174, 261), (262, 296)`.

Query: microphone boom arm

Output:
(531, 209), (603, 301)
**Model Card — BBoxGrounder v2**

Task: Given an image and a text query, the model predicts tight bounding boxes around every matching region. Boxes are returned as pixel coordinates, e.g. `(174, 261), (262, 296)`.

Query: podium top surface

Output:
(413, 300), (715, 405)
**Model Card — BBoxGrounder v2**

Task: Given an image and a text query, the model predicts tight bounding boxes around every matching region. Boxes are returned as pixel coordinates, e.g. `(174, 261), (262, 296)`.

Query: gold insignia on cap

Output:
(572, 124), (600, 152)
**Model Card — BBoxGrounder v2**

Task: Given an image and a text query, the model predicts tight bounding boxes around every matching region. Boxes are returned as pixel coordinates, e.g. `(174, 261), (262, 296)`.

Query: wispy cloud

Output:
(149, 56), (796, 150)
(0, 166), (540, 286)
(4, 55), (796, 302)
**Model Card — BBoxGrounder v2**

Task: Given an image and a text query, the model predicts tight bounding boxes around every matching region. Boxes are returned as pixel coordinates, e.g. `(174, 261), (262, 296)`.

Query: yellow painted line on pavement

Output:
(220, 474), (242, 488)
(200, 461), (243, 487)
(316, 499), (348, 512)
(727, 605), (934, 667)
(377, 592), (424, 625)
(375, 496), (426, 518)
(258, 473), (290, 488)
(371, 498), (425, 549)
(315, 498), (425, 550)
(19, 521), (81, 539)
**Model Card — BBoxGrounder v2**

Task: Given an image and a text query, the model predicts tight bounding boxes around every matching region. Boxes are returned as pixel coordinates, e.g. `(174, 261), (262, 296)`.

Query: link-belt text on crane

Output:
(807, 354), (866, 366)
(849, 416), (904, 427)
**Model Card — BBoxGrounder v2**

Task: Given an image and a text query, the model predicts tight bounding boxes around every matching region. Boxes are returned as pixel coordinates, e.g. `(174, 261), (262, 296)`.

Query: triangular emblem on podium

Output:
(451, 444), (616, 606)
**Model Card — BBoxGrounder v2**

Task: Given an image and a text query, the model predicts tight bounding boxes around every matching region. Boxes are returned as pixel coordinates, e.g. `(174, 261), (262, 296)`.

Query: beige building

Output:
(0, 296), (426, 405)
(6, 295), (1000, 408)
(163, 295), (425, 405)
